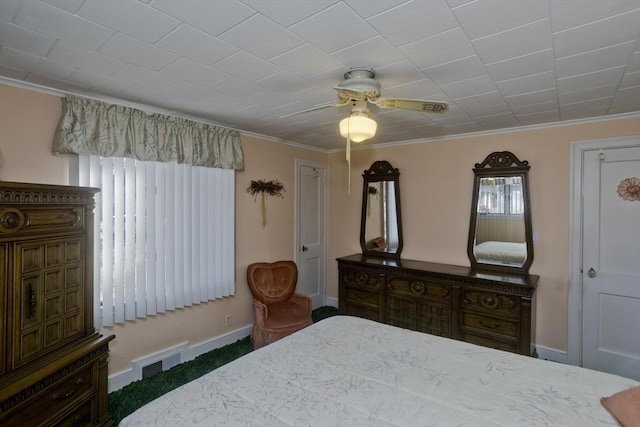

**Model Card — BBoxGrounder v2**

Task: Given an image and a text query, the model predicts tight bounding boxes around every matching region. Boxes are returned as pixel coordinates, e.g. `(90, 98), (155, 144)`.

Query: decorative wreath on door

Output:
(617, 177), (640, 202)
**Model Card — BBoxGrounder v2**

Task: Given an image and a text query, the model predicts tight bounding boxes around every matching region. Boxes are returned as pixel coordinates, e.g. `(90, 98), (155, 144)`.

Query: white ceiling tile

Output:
(560, 97), (611, 119)
(42, 0), (85, 13)
(48, 41), (125, 76)
(160, 58), (228, 86)
(208, 76), (263, 98)
(487, 49), (554, 81)
(373, 61), (427, 90)
(553, 10), (640, 58)
(366, 0), (458, 46)
(382, 78), (441, 99)
(555, 41), (636, 78)
(164, 80), (219, 102)
(620, 71), (640, 88)
(214, 51), (282, 82)
(510, 100), (560, 115)
(331, 36), (405, 69)
(440, 75), (498, 99)
(256, 70), (316, 94)
(0, 46), (76, 80)
(112, 63), (178, 91)
(400, 28), (475, 69)
(0, 22), (56, 57)
(345, 0), (409, 19)
(496, 71), (556, 97)
(156, 24), (238, 65)
(99, 33), (179, 71)
(14, 1), (114, 50)
(549, 0), (640, 32)
(627, 50), (640, 72)
(460, 100), (512, 117)
(0, 0), (22, 23)
(66, 69), (132, 94)
(271, 44), (343, 77)
(0, 65), (28, 80)
(78, 0), (180, 44)
(289, 3), (377, 54)
(222, 14), (304, 59)
(452, 0), (548, 39)
(150, 0), (256, 35)
(473, 19), (552, 64)
(443, 121), (484, 133)
(423, 55), (487, 85)
(559, 85), (618, 105)
(556, 66), (626, 93)
(241, 0), (338, 27)
(475, 113), (520, 129)
(610, 86), (640, 112)
(516, 110), (561, 125)
(504, 88), (557, 107)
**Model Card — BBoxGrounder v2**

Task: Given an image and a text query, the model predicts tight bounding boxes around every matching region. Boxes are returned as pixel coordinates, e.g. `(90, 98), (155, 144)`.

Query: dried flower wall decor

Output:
(247, 179), (286, 228)
(617, 177), (640, 202)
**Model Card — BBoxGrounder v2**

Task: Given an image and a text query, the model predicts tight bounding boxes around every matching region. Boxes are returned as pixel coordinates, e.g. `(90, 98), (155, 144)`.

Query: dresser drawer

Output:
(460, 332), (519, 353)
(461, 289), (521, 317)
(341, 268), (380, 291)
(386, 276), (450, 303)
(57, 398), (95, 427)
(344, 302), (380, 322)
(1, 362), (97, 427)
(345, 287), (378, 305)
(460, 311), (519, 340)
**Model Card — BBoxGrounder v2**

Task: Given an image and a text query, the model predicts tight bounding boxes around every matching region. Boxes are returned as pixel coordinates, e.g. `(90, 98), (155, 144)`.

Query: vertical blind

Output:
(78, 154), (235, 327)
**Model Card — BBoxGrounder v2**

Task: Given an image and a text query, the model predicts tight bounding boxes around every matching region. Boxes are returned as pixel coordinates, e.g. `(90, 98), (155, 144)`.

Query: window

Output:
(74, 155), (235, 327)
(477, 176), (524, 216)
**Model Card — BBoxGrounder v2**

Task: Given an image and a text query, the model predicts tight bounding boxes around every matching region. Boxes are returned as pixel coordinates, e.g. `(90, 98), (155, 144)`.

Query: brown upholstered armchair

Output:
(246, 261), (313, 349)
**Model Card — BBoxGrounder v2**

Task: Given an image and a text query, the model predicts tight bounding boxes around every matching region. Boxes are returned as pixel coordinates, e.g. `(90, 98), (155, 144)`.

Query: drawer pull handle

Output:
(53, 378), (82, 401)
(73, 415), (85, 426)
(478, 319), (500, 329)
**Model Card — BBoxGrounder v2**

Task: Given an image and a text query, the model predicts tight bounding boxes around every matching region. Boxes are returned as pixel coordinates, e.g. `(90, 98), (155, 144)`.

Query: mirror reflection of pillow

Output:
(601, 385), (640, 427)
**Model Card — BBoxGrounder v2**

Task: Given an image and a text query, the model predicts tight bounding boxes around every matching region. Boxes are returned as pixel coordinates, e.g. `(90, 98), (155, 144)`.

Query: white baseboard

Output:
(108, 324), (252, 393)
(535, 344), (568, 364)
(326, 297), (338, 308)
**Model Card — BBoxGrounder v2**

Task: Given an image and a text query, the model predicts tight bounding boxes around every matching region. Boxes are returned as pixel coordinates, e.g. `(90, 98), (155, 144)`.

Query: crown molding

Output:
(2, 77), (637, 156)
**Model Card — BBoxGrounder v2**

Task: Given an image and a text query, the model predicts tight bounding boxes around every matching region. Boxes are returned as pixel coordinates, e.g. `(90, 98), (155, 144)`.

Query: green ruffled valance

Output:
(52, 94), (244, 170)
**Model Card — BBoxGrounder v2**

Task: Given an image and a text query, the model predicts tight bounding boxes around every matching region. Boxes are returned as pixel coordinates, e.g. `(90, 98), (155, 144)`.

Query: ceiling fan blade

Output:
(279, 100), (350, 118)
(374, 98), (449, 114)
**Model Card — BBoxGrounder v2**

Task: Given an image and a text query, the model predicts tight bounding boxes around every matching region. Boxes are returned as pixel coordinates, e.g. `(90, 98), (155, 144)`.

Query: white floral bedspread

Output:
(119, 316), (638, 426)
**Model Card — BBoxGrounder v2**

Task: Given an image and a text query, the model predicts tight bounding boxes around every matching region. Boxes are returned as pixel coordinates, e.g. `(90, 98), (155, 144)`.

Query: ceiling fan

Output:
(283, 67), (449, 192)
(282, 67), (449, 142)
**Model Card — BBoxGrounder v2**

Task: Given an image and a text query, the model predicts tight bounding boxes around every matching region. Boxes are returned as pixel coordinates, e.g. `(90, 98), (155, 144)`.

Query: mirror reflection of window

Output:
(477, 177), (524, 215)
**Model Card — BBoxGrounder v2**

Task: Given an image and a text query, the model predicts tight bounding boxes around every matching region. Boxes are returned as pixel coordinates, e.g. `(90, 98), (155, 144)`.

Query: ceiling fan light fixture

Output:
(339, 114), (377, 142)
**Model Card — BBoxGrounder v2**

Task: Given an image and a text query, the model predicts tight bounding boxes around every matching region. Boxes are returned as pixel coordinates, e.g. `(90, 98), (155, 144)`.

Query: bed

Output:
(120, 316), (638, 426)
(474, 241), (527, 264)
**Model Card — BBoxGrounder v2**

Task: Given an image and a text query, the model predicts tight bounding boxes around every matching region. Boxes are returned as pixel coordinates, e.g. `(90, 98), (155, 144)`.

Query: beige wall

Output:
(0, 84), (327, 374)
(2, 83), (639, 375)
(327, 117), (640, 351)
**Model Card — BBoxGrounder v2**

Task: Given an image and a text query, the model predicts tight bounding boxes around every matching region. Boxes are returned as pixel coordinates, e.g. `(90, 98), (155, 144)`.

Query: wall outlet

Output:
(224, 314), (232, 326)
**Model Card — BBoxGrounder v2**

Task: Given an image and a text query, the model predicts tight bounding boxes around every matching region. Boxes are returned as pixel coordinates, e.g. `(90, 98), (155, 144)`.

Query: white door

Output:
(582, 145), (640, 380)
(296, 161), (327, 309)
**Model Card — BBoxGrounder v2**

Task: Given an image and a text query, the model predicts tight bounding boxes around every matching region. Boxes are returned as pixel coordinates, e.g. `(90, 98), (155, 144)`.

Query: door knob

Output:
(302, 245), (308, 252)
(587, 268), (597, 278)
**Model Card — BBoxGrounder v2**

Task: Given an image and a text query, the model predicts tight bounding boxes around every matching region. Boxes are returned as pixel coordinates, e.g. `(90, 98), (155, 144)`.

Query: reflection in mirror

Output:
(361, 161), (402, 259)
(468, 152), (533, 274)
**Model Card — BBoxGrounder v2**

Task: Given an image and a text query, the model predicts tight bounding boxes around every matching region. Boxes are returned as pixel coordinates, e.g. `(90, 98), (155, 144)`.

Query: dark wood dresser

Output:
(338, 254), (538, 356)
(0, 182), (114, 426)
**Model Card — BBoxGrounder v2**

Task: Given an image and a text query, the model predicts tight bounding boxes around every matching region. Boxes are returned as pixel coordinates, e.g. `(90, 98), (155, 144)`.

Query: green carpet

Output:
(108, 306), (338, 424)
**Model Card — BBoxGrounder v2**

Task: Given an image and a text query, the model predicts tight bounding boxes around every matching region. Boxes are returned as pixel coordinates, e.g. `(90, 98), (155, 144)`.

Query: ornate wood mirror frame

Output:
(467, 151), (534, 274)
(360, 160), (403, 260)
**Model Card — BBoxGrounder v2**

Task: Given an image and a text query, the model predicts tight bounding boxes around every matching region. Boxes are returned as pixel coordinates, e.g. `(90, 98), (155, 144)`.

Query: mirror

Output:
(467, 151), (534, 274)
(361, 160), (403, 259)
